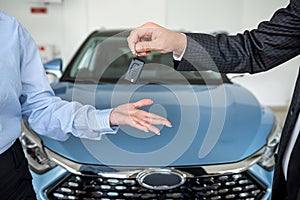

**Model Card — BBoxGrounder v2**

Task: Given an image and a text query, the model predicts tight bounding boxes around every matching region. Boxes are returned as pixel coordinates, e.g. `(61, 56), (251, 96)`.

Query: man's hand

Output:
(109, 99), (172, 135)
(127, 22), (186, 57)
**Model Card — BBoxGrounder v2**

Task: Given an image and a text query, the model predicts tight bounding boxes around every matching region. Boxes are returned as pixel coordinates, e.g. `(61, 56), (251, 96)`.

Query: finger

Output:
(127, 28), (154, 55)
(127, 31), (138, 55)
(144, 112), (172, 127)
(128, 22), (164, 55)
(135, 118), (160, 135)
(131, 100), (172, 128)
(147, 125), (161, 135)
(150, 118), (172, 127)
(133, 106), (172, 127)
(132, 99), (153, 109)
(130, 119), (150, 133)
(136, 51), (152, 57)
(136, 37), (169, 55)
(135, 40), (158, 53)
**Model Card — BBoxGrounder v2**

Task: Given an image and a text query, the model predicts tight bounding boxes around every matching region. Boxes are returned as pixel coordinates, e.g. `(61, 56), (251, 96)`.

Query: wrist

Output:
(109, 109), (117, 126)
(173, 33), (187, 57)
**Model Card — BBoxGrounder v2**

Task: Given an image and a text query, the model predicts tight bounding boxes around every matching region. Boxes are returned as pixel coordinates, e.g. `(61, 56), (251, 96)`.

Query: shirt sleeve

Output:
(177, 0), (300, 74)
(19, 25), (118, 141)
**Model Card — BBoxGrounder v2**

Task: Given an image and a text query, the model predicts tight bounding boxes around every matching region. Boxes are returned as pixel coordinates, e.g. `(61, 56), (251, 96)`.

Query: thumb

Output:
(133, 99), (153, 108)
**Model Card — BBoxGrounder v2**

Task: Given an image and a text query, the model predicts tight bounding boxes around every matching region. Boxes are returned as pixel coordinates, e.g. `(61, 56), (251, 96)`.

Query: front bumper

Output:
(30, 145), (273, 200)
(31, 163), (272, 200)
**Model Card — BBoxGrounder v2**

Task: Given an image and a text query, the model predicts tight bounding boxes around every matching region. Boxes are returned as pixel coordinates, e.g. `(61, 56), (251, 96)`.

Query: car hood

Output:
(39, 82), (274, 167)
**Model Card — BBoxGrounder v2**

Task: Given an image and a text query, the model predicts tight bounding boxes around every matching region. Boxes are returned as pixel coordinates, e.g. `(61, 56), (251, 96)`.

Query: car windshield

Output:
(64, 34), (228, 85)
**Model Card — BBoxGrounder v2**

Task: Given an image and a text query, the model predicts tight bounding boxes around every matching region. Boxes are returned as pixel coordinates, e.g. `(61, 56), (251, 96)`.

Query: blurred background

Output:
(0, 0), (296, 123)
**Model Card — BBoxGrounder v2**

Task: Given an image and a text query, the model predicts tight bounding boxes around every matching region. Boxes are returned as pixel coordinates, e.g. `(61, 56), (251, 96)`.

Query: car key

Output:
(124, 57), (145, 83)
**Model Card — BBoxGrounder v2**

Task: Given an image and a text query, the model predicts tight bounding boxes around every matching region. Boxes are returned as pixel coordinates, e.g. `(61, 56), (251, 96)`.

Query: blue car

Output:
(21, 30), (281, 200)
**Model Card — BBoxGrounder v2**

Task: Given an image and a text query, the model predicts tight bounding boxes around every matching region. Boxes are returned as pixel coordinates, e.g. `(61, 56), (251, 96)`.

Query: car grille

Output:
(46, 171), (266, 200)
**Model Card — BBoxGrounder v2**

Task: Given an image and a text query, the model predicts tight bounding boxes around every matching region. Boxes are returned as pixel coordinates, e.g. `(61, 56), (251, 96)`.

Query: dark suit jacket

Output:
(176, 0), (300, 199)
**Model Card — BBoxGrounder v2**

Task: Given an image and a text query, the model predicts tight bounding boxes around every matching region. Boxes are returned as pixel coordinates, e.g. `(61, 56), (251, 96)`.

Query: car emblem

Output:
(136, 168), (187, 190)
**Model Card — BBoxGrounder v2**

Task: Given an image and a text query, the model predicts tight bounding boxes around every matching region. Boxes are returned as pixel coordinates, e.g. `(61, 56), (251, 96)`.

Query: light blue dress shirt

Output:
(0, 11), (118, 154)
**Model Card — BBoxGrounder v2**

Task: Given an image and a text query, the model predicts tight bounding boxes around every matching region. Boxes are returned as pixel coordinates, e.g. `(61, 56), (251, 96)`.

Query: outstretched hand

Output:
(127, 22), (186, 57)
(109, 99), (172, 135)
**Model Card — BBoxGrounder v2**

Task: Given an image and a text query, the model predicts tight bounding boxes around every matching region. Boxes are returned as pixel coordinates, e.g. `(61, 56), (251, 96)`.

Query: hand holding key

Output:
(127, 22), (187, 57)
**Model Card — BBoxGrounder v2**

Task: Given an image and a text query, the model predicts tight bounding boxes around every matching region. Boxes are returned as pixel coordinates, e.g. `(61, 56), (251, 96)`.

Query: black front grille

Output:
(46, 171), (266, 199)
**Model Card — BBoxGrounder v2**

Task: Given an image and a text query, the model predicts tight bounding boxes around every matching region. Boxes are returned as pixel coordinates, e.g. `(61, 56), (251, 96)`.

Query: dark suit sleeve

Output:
(177, 0), (300, 74)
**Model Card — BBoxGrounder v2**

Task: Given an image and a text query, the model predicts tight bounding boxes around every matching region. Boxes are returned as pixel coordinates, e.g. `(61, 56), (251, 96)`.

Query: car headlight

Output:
(258, 118), (282, 171)
(20, 119), (57, 174)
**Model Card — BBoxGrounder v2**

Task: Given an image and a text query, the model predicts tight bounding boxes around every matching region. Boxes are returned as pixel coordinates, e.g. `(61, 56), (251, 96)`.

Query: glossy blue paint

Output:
(44, 58), (63, 71)
(31, 166), (68, 200)
(248, 165), (274, 200)
(39, 81), (274, 167)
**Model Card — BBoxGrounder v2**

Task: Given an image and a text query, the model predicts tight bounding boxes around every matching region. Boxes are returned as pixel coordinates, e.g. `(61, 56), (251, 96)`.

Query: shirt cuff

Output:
(96, 108), (119, 133)
(173, 33), (187, 61)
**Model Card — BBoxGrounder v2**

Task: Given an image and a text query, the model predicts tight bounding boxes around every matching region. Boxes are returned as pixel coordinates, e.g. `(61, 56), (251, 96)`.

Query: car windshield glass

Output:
(67, 35), (227, 84)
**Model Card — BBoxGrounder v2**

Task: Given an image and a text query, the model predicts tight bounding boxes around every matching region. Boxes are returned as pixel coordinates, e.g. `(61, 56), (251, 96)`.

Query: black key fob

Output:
(124, 57), (145, 83)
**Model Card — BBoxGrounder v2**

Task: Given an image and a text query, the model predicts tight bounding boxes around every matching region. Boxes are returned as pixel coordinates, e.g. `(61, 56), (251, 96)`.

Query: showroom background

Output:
(0, 0), (299, 108)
